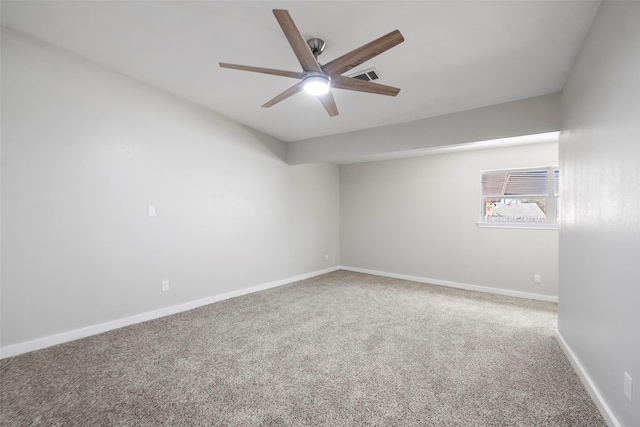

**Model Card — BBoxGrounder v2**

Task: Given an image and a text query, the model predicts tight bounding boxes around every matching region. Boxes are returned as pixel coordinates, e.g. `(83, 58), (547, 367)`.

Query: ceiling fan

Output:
(219, 9), (404, 117)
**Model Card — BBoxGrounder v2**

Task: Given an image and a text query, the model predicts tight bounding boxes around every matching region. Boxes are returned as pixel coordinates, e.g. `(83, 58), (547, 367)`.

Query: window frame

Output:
(477, 165), (559, 230)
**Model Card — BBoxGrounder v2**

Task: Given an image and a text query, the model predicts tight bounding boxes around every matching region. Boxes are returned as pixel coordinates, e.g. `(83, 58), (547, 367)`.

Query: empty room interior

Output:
(1, 1), (638, 426)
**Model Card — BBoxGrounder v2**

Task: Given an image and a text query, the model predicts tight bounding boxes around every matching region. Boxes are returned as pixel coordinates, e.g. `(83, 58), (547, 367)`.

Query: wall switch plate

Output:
(161, 280), (169, 292)
(534, 274), (541, 283)
(148, 205), (157, 217)
(624, 372), (633, 402)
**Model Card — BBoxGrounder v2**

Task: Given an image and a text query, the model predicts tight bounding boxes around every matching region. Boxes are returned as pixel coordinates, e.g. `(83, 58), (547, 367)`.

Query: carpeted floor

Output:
(1, 270), (605, 426)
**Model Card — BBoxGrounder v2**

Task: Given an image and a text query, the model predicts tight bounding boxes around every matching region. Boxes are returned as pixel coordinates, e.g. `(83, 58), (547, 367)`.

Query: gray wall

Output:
(340, 141), (558, 299)
(559, 1), (640, 426)
(287, 94), (560, 165)
(1, 29), (340, 348)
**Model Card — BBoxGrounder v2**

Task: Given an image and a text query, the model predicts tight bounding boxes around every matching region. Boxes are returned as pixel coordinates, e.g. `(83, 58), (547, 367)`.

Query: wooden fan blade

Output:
(322, 30), (404, 77)
(331, 76), (401, 97)
(318, 91), (339, 117)
(273, 9), (322, 73)
(219, 63), (305, 79)
(262, 81), (305, 108)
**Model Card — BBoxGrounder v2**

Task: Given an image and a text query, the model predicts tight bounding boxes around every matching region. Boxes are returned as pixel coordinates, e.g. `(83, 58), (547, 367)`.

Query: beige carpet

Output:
(1, 270), (605, 426)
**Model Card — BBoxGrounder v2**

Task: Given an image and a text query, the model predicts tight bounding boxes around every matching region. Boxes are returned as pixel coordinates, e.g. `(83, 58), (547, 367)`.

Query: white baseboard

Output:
(0, 266), (340, 360)
(340, 266), (558, 302)
(554, 329), (621, 427)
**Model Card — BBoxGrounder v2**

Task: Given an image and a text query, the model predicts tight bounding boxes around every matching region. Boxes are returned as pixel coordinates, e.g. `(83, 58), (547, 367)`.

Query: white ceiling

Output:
(1, 1), (600, 143)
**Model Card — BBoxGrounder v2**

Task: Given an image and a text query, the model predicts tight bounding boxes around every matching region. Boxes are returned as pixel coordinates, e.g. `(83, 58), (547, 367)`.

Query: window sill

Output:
(476, 222), (558, 230)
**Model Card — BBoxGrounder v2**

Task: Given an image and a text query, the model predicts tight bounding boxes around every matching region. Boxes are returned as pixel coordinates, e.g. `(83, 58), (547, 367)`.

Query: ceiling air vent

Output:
(349, 68), (380, 82)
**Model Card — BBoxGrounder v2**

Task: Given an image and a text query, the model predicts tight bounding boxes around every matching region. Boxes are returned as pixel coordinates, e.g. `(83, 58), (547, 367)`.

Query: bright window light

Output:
(479, 166), (560, 229)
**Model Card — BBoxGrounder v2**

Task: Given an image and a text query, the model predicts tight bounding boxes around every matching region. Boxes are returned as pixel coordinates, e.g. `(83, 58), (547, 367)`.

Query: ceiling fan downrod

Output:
(306, 38), (325, 60)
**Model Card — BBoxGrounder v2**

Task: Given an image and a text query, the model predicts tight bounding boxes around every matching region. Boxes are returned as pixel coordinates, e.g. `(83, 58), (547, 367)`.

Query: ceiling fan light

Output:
(303, 75), (330, 95)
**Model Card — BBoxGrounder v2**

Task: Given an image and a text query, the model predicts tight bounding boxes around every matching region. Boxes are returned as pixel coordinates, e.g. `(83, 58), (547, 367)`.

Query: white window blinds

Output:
(479, 166), (559, 227)
(482, 170), (548, 197)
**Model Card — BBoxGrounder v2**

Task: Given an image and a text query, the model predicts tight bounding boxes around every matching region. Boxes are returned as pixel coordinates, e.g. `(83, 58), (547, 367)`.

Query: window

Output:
(479, 166), (559, 228)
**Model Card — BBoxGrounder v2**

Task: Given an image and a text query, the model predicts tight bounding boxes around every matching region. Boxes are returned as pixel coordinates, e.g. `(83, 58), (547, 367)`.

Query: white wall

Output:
(0, 29), (340, 350)
(340, 141), (558, 300)
(559, 1), (640, 426)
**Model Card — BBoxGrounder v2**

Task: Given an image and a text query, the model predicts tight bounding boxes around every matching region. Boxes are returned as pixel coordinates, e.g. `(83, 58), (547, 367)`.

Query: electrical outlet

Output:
(534, 274), (541, 283)
(325, 254), (329, 261)
(161, 280), (170, 292)
(624, 372), (633, 402)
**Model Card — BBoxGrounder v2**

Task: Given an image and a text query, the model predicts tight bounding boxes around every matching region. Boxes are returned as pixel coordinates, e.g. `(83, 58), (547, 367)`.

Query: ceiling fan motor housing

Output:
(303, 71), (331, 95)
